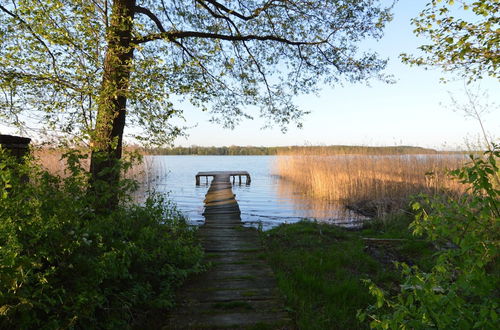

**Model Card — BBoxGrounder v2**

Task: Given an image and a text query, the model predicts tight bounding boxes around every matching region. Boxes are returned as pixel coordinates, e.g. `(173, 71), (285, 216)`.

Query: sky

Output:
(169, 1), (500, 150)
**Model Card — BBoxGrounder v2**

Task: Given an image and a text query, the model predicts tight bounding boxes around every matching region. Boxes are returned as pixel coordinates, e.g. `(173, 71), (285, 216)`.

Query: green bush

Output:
(0, 149), (203, 329)
(359, 145), (499, 329)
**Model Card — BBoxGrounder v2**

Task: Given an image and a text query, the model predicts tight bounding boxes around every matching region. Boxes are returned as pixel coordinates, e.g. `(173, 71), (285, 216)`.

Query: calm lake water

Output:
(145, 155), (364, 229)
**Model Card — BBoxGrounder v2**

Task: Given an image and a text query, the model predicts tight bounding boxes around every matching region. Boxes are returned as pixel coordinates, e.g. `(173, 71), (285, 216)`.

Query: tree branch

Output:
(208, 5), (274, 103)
(0, 69), (81, 91)
(200, 0), (279, 21)
(134, 6), (166, 33)
(0, 4), (59, 74)
(169, 39), (235, 94)
(133, 30), (326, 46)
(195, 0), (227, 20)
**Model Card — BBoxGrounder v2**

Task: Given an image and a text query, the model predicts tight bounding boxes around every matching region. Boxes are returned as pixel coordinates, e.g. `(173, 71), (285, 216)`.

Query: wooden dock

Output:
(196, 171), (251, 186)
(166, 171), (289, 329)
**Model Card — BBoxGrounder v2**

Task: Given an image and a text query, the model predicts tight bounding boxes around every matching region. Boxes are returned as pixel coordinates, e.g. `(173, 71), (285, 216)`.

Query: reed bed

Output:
(33, 148), (162, 200)
(33, 148), (74, 177)
(274, 148), (467, 216)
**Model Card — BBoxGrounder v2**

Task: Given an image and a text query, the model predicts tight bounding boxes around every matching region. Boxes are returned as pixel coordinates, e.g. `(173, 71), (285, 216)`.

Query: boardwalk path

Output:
(167, 172), (290, 329)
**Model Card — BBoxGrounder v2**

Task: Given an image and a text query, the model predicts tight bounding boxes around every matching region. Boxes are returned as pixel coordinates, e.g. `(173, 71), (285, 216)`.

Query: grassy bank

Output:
(261, 217), (435, 329)
(264, 146), (499, 329)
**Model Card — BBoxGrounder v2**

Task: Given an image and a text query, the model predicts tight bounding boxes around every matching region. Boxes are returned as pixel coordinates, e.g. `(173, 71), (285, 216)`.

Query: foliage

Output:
(358, 145), (500, 329)
(401, 0), (500, 81)
(148, 145), (279, 156)
(0, 0), (393, 145)
(0, 148), (203, 329)
(0, 0), (181, 145)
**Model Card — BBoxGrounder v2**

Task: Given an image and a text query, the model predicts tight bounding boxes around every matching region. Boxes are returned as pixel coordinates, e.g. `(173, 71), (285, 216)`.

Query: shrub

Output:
(0, 148), (203, 329)
(358, 145), (499, 329)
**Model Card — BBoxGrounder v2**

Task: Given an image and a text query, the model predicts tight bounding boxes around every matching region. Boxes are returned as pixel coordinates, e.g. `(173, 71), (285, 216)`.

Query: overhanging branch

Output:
(199, 0), (279, 21)
(134, 6), (166, 33)
(0, 4), (59, 73)
(133, 30), (326, 46)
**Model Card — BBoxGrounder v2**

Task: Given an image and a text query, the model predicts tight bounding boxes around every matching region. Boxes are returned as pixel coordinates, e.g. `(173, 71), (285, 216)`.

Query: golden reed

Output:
(33, 148), (157, 187)
(274, 147), (467, 216)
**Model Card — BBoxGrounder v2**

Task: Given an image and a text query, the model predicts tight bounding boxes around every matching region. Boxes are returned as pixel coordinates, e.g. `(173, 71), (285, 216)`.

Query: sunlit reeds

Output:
(274, 147), (467, 216)
(33, 148), (163, 201)
(33, 148), (76, 177)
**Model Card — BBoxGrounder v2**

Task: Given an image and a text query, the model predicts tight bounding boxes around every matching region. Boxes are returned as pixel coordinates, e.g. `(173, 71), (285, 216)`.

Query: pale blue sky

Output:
(172, 1), (500, 149)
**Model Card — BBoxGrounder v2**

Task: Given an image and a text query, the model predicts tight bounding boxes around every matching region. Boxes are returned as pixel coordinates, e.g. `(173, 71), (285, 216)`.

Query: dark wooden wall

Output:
(0, 134), (31, 159)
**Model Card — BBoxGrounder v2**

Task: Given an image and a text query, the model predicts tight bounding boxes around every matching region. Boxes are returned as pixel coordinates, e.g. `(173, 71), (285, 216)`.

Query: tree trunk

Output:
(90, 0), (136, 211)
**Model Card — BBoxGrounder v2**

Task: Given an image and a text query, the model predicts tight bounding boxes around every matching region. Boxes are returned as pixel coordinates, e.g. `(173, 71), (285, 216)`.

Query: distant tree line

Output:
(145, 145), (438, 156)
(146, 145), (278, 155)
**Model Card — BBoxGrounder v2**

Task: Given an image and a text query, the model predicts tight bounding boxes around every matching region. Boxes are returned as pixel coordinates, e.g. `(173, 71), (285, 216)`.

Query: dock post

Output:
(196, 175), (200, 186)
(238, 175), (241, 185)
(246, 174), (251, 185)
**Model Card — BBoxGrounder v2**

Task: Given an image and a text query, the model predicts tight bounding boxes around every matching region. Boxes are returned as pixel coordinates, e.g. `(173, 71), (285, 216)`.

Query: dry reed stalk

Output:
(274, 149), (467, 216)
(33, 148), (159, 200)
(34, 148), (89, 176)
(128, 156), (169, 201)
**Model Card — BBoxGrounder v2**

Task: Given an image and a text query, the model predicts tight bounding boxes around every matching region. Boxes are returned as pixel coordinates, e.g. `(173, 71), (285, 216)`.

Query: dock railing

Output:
(195, 171), (251, 185)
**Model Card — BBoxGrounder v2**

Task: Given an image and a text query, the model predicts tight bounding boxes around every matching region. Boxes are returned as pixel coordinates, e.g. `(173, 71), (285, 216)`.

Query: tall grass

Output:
(274, 147), (467, 216)
(33, 148), (71, 176)
(33, 148), (163, 200)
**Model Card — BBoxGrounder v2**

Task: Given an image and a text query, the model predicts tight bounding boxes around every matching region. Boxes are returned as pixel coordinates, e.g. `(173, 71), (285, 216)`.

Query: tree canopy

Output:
(401, 0), (499, 81)
(1, 0), (393, 146)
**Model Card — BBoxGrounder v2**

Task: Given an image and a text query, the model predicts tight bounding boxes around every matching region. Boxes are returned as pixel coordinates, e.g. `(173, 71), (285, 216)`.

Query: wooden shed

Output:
(0, 134), (31, 159)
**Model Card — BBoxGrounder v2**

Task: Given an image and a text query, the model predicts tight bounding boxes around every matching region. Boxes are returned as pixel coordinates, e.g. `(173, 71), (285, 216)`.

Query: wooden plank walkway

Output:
(166, 172), (290, 329)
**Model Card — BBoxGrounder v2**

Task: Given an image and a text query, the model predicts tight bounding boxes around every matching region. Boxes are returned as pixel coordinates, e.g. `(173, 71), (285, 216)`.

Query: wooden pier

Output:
(196, 171), (251, 186)
(166, 171), (289, 329)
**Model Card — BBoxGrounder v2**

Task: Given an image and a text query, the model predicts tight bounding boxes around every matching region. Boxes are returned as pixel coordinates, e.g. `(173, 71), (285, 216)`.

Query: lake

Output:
(144, 155), (365, 229)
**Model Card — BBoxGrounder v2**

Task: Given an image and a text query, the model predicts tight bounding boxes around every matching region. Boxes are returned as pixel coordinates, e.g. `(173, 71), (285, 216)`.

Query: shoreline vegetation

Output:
(261, 216), (435, 329)
(0, 149), (204, 329)
(4, 144), (497, 328)
(273, 147), (467, 218)
(33, 144), (472, 223)
(263, 146), (498, 329)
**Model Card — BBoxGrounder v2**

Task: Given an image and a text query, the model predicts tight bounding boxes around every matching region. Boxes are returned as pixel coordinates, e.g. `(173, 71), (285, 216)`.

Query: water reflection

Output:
(273, 176), (368, 227)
